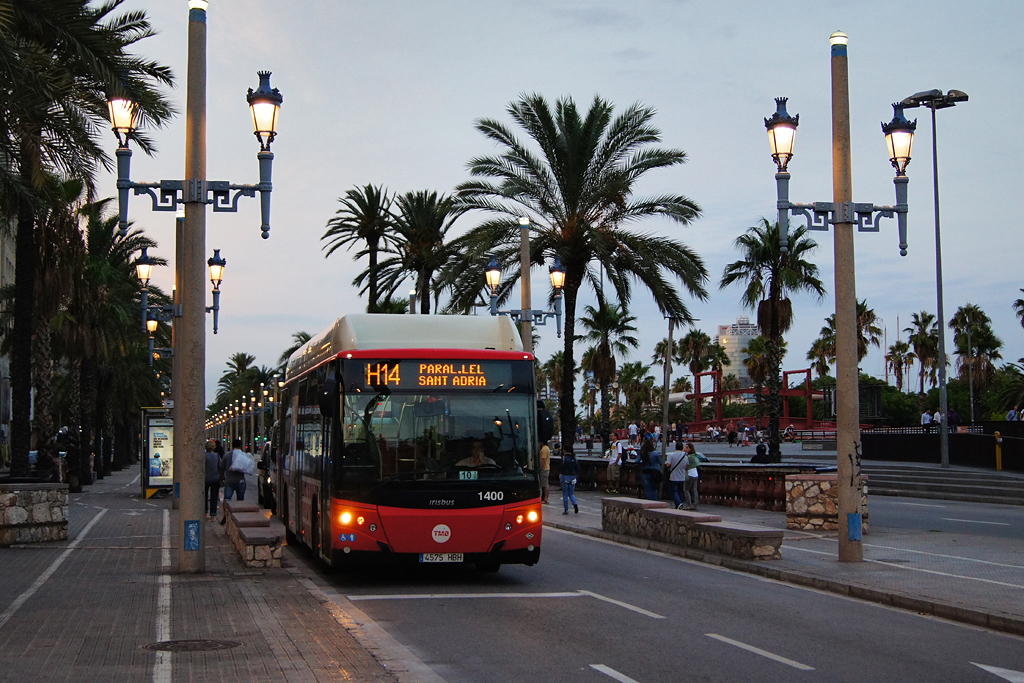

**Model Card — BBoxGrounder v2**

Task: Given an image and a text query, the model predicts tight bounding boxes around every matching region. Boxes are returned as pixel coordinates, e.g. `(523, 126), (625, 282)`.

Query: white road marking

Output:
(893, 502), (946, 508)
(785, 538), (1024, 570)
(784, 544), (1024, 588)
(591, 663), (641, 682)
(972, 662), (1024, 682)
(349, 591), (583, 601)
(348, 590), (664, 619)
(942, 518), (1010, 526)
(0, 507), (106, 632)
(577, 590), (665, 619)
(706, 633), (814, 671)
(153, 509), (171, 683)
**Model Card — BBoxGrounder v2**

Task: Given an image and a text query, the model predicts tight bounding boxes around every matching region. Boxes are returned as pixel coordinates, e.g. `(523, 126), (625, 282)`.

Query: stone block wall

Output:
(0, 483), (69, 545)
(602, 498), (782, 560)
(786, 474), (869, 532)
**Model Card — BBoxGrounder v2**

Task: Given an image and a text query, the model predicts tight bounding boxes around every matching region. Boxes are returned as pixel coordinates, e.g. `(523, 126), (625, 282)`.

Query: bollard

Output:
(995, 431), (1002, 471)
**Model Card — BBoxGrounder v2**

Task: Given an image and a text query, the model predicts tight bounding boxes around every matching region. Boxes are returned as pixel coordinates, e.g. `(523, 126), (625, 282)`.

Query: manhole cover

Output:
(142, 639), (241, 652)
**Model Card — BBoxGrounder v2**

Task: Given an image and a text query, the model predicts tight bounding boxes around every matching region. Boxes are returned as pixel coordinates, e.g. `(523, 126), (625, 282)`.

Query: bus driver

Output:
(456, 440), (497, 468)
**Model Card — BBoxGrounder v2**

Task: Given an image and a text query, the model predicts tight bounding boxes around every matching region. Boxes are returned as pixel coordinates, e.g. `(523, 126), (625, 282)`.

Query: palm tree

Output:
(452, 94), (708, 448)
(856, 300), (883, 363)
(370, 191), (465, 314)
(705, 342), (731, 374)
(3, 0), (174, 477)
(807, 336), (832, 378)
(321, 184), (393, 312)
(720, 219), (824, 460)
(578, 301), (638, 456)
(905, 311), (938, 396)
(1013, 289), (1024, 329)
(950, 304), (1002, 408)
(680, 329), (713, 379)
(885, 340), (915, 392)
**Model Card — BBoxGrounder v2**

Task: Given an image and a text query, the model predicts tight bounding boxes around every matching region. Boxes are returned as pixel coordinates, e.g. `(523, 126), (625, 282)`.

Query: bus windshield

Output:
(336, 391), (537, 485)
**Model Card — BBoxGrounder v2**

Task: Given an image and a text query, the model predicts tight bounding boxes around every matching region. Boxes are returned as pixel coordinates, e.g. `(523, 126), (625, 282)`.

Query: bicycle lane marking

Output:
(0, 507), (108, 631)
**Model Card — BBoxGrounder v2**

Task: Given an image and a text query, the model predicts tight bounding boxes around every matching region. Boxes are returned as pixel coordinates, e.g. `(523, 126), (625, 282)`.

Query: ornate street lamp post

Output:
(764, 31), (915, 562)
(107, 1), (282, 573)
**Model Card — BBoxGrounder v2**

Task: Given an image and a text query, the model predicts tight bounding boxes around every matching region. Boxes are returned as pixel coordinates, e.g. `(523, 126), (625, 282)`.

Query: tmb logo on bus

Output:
(431, 524), (452, 543)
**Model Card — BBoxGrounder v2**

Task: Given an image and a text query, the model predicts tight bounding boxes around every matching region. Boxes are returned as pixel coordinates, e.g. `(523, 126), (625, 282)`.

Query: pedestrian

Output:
(220, 438), (249, 525)
(683, 442), (701, 510)
(1007, 405), (1019, 422)
(204, 439), (220, 520)
(539, 440), (551, 504)
(606, 440), (623, 494)
(726, 420), (737, 447)
(948, 408), (961, 430)
(921, 409), (933, 433)
(750, 442), (771, 464)
(665, 441), (688, 509)
(628, 421), (639, 445)
(639, 437), (662, 501)
(560, 447), (579, 514)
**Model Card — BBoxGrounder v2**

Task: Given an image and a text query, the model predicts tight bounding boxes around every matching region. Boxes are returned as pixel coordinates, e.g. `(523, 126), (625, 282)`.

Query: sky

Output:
(102, 1), (1024, 409)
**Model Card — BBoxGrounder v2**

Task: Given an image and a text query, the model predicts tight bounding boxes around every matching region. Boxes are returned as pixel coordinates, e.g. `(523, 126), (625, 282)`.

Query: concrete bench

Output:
(602, 497), (783, 560)
(223, 500), (284, 568)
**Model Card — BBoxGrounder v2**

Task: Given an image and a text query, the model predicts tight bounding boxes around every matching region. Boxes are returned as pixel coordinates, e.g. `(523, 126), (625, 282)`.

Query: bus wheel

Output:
(476, 561), (501, 573)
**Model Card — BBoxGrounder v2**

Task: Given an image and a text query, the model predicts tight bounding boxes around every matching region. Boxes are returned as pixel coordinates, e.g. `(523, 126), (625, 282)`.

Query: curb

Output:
(869, 488), (1024, 507)
(544, 520), (1024, 638)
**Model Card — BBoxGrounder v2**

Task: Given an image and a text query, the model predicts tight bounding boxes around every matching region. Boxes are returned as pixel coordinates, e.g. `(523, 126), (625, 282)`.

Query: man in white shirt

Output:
(606, 440), (624, 493)
(921, 410), (933, 433)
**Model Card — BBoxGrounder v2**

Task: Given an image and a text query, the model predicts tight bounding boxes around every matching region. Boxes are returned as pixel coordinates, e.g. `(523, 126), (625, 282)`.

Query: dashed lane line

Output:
(0, 507), (107, 632)
(590, 664), (641, 682)
(705, 633), (814, 671)
(942, 518), (1010, 526)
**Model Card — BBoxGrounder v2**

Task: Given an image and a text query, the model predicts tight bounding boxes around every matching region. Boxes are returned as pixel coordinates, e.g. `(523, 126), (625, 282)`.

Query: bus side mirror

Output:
(319, 375), (339, 417)
(537, 400), (553, 444)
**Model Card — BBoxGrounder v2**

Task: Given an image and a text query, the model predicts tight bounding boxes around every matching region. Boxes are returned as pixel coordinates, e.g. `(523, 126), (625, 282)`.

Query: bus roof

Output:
(286, 314), (524, 381)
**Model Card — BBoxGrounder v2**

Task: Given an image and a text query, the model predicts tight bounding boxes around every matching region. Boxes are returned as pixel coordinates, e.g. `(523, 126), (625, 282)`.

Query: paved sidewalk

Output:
(545, 488), (1024, 637)
(0, 466), (404, 682)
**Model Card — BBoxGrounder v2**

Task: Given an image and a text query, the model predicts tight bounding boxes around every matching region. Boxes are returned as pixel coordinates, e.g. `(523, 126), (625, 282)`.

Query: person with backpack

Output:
(665, 441), (688, 509)
(560, 447), (579, 515)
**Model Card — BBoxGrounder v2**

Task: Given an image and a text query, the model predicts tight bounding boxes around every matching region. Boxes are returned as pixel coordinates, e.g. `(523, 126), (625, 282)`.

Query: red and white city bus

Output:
(273, 313), (548, 571)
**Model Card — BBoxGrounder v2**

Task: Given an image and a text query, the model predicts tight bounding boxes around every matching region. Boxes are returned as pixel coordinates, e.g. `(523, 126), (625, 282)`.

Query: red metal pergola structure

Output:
(689, 368), (825, 431)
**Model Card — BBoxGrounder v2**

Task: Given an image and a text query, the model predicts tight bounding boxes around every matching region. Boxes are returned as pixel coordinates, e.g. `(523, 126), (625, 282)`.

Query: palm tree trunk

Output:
(67, 360), (85, 488)
(766, 338), (782, 461)
(31, 324), (56, 481)
(10, 196), (35, 478)
(559, 274), (582, 451)
(367, 238), (379, 312)
(599, 380), (611, 458)
(419, 268), (430, 314)
(81, 357), (97, 479)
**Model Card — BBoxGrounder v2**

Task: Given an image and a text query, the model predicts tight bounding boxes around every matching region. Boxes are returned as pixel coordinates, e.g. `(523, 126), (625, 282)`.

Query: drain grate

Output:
(142, 639), (241, 652)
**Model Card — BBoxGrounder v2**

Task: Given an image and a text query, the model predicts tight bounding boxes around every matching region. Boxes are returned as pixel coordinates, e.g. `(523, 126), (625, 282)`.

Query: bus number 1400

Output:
(479, 491), (504, 501)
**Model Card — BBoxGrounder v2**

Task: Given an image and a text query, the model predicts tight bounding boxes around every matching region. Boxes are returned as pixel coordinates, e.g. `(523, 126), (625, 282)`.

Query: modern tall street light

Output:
(765, 31), (915, 562)
(899, 89), (968, 468)
(485, 218), (565, 354)
(108, 1), (282, 573)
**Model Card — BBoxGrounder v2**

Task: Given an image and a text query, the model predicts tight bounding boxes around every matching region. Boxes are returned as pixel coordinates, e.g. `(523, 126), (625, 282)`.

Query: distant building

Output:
(715, 316), (760, 389)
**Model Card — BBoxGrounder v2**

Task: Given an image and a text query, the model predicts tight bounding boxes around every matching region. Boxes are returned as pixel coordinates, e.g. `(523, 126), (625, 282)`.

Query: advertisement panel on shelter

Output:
(147, 418), (174, 487)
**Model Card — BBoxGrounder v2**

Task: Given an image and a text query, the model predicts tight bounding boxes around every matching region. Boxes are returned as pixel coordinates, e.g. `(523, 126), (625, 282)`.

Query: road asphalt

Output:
(0, 460), (1019, 681)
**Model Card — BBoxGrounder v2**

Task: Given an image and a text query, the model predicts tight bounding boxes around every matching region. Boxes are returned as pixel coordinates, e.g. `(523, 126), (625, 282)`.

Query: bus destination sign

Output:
(354, 360), (513, 391)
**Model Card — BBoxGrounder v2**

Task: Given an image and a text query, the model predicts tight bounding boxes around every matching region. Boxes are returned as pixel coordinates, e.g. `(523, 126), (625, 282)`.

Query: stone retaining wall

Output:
(786, 474), (869, 532)
(0, 482), (69, 545)
(602, 498), (782, 560)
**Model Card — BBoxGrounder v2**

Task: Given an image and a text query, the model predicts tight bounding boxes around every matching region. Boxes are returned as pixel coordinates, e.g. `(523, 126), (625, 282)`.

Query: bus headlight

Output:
(340, 512), (352, 525)
(516, 515), (524, 524)
(527, 510), (539, 523)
